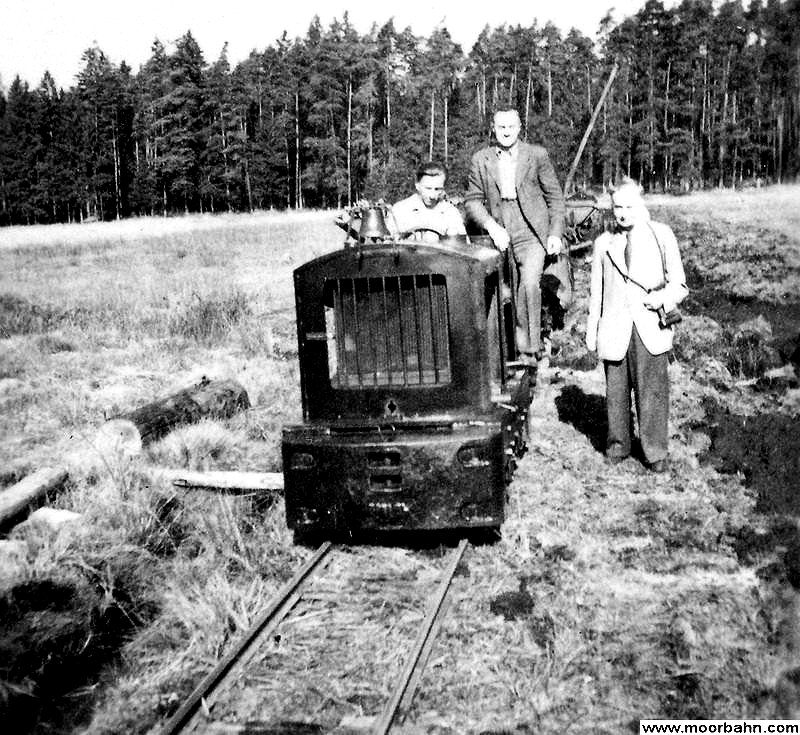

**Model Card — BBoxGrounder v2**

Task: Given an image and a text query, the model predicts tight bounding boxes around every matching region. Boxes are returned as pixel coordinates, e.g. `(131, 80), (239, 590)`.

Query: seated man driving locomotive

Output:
(390, 160), (466, 242)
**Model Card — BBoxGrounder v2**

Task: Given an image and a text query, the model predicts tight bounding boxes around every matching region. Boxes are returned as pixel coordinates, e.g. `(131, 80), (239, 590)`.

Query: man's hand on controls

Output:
(486, 221), (510, 252)
(546, 235), (564, 256)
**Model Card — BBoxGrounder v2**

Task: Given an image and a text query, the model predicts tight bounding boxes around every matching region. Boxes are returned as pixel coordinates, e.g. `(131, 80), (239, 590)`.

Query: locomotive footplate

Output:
(282, 420), (511, 534)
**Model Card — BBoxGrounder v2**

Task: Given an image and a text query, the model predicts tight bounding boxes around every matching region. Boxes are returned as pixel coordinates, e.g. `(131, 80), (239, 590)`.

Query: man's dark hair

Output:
(416, 160), (448, 181)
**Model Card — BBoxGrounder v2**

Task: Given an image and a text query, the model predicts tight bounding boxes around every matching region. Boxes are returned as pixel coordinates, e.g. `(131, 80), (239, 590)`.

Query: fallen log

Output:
(0, 467), (69, 527)
(156, 469), (284, 492)
(100, 377), (251, 449)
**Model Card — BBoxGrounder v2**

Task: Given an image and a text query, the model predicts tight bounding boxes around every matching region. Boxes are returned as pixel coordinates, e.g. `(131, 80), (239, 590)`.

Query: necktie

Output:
(624, 232), (632, 269)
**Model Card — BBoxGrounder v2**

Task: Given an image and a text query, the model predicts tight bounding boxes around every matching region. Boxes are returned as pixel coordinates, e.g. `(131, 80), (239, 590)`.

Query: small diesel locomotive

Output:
(282, 205), (534, 539)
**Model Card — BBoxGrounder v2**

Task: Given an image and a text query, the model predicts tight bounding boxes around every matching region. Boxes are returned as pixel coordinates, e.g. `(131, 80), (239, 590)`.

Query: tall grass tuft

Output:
(0, 293), (132, 339)
(168, 289), (252, 343)
(238, 320), (274, 357)
(723, 329), (781, 379)
(35, 333), (77, 353)
(147, 420), (245, 471)
(0, 294), (55, 337)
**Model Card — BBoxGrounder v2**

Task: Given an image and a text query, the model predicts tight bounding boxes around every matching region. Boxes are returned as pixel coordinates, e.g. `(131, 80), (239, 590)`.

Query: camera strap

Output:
(607, 223), (669, 294)
(647, 223), (669, 284)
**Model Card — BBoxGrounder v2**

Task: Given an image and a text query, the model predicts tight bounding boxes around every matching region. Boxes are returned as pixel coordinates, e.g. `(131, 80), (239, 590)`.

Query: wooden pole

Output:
(563, 63), (619, 196)
(0, 467), (69, 526)
(100, 378), (250, 448)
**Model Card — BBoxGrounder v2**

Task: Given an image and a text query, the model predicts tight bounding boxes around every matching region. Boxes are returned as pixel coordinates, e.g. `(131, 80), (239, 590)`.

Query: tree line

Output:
(0, 0), (798, 226)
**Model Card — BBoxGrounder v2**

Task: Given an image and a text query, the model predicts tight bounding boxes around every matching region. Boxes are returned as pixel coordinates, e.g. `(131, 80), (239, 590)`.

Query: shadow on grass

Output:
(554, 384), (607, 452)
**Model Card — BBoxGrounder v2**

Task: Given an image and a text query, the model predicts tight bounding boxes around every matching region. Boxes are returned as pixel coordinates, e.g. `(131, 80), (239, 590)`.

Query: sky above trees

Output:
(0, 0), (680, 89)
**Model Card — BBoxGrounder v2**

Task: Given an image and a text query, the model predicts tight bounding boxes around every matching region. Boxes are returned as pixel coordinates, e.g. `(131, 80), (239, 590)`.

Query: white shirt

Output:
(496, 144), (519, 200)
(390, 194), (466, 240)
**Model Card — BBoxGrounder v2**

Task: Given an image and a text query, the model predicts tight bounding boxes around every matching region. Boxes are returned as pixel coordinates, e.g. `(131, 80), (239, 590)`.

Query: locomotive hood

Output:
(292, 237), (507, 425)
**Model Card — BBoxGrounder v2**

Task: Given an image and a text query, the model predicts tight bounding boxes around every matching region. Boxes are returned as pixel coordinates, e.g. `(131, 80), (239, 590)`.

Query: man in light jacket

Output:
(465, 108), (565, 365)
(586, 180), (688, 472)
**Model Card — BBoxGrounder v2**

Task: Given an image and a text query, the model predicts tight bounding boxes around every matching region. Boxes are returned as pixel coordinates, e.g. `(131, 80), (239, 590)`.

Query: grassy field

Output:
(1, 188), (799, 733)
(0, 210), (340, 477)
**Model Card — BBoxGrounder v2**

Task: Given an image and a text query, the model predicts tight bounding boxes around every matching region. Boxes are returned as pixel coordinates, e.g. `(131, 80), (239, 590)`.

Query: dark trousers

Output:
(604, 325), (669, 463)
(499, 200), (546, 355)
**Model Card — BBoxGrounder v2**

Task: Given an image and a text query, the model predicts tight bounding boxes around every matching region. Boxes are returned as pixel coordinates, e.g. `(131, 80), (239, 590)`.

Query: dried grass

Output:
(397, 224), (785, 731)
(147, 420), (245, 471)
(0, 210), (339, 733)
(168, 289), (252, 343)
(1, 191), (798, 733)
(0, 293), (55, 336)
(0, 210), (333, 476)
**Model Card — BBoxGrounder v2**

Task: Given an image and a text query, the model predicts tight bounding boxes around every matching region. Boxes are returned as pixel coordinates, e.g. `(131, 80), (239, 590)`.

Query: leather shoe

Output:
(648, 459), (668, 473)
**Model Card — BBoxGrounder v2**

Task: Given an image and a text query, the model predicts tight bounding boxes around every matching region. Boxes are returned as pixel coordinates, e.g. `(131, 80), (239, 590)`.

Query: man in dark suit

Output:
(464, 108), (565, 364)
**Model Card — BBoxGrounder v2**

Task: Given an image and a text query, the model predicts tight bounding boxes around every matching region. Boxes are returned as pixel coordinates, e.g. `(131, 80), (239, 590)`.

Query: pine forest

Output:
(1, 0), (799, 226)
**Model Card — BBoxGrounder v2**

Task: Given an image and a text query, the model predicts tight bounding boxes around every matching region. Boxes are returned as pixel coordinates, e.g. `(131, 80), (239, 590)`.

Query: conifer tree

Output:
(159, 31), (207, 212)
(2, 2), (799, 224)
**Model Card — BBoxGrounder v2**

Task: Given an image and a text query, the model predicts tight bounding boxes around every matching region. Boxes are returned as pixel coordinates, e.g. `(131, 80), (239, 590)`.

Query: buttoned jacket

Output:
(464, 141), (565, 243)
(586, 220), (688, 360)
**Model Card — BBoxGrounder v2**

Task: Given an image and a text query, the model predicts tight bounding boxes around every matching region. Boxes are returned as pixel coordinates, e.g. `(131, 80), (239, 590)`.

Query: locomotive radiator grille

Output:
(324, 274), (451, 388)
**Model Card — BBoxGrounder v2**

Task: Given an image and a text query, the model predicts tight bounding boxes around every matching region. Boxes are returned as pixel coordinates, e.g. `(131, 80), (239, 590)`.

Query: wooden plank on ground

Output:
(0, 467), (69, 526)
(156, 469), (284, 492)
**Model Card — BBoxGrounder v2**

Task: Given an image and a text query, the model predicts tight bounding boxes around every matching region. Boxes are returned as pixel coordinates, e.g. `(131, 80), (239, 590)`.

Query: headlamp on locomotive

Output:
(282, 203), (533, 538)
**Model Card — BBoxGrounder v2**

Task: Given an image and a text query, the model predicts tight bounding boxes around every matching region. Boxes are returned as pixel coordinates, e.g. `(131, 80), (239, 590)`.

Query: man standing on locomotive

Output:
(464, 108), (566, 365)
(585, 179), (688, 473)
(390, 161), (466, 242)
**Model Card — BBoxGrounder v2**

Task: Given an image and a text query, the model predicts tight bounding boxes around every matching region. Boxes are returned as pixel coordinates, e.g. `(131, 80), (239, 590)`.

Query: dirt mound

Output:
(0, 579), (117, 732)
(701, 399), (800, 516)
(0, 547), (160, 732)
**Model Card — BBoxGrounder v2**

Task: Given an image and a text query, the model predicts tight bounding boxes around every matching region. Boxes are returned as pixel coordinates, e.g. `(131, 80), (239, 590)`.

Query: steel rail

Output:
(372, 538), (469, 735)
(161, 541), (333, 735)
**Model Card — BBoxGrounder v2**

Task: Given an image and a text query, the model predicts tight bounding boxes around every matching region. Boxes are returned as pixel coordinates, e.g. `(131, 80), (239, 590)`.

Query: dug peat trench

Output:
(162, 540), (468, 734)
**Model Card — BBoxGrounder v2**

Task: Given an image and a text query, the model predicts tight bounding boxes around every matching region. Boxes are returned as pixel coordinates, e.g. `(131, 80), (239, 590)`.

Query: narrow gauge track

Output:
(162, 539), (469, 735)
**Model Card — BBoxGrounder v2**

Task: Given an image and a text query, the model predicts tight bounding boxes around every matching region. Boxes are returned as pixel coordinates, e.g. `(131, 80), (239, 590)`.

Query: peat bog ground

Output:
(1, 187), (799, 734)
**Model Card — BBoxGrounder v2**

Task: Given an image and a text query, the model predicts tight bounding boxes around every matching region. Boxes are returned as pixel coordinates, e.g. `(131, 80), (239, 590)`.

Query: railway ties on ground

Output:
(162, 539), (469, 735)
